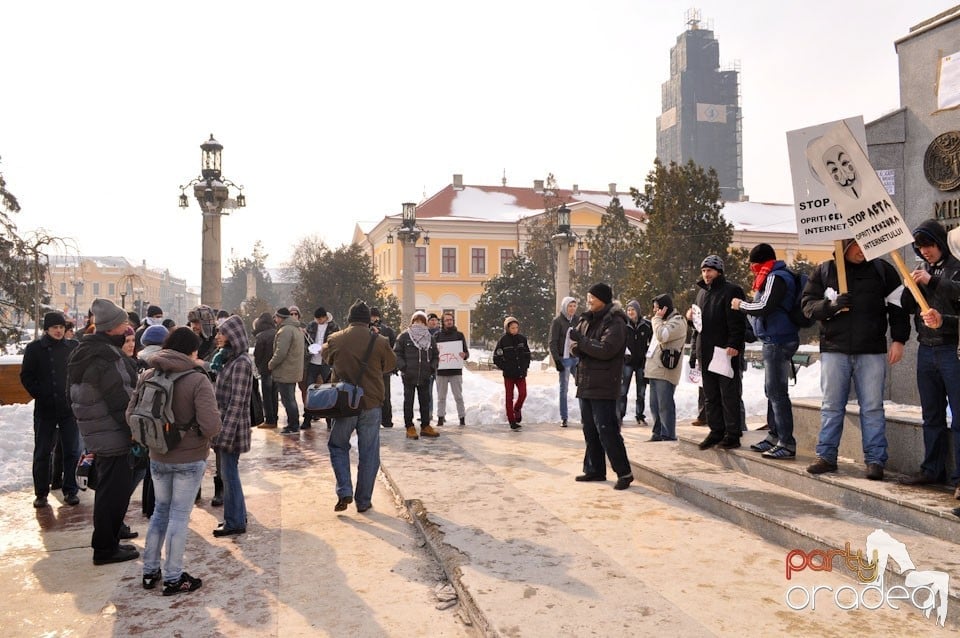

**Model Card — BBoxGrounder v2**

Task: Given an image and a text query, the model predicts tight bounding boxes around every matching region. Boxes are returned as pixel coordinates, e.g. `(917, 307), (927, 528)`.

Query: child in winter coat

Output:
(493, 316), (531, 430)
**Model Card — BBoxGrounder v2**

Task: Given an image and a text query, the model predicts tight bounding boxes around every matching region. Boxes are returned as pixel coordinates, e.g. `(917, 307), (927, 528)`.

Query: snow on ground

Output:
(0, 346), (826, 494)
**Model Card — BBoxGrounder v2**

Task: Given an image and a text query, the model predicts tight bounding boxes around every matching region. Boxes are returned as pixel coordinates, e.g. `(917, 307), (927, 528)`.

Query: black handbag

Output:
(304, 333), (377, 419)
(660, 347), (682, 370)
(250, 378), (264, 426)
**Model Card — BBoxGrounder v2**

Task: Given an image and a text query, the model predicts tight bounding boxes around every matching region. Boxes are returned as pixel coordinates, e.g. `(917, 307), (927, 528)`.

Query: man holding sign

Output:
(435, 312), (469, 426)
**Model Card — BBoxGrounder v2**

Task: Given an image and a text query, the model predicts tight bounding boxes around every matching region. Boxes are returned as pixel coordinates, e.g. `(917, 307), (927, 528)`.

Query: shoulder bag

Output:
(304, 333), (377, 418)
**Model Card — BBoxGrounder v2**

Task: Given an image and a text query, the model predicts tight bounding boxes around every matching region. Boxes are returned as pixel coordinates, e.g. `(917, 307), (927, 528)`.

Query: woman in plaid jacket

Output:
(212, 315), (253, 537)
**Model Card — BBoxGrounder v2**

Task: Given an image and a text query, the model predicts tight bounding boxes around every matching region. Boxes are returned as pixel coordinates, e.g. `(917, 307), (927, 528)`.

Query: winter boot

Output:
(421, 424), (440, 438)
(211, 476), (224, 507)
(459, 416), (465, 426)
(436, 416), (445, 426)
(406, 425), (419, 440)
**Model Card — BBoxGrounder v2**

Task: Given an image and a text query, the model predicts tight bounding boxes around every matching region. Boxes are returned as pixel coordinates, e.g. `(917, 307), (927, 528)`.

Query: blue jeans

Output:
(33, 414), (81, 497)
(916, 344), (960, 483)
(218, 450), (246, 530)
(143, 459), (206, 582)
(558, 357), (578, 421)
(276, 382), (300, 429)
(618, 364), (647, 420)
(648, 378), (677, 440)
(817, 352), (888, 466)
(762, 340), (799, 450)
(328, 407), (382, 510)
(260, 372), (279, 424)
(579, 398), (632, 479)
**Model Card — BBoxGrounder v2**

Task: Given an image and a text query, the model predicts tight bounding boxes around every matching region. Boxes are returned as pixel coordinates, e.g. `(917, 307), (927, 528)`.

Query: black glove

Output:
(832, 293), (852, 312)
(568, 329), (582, 342)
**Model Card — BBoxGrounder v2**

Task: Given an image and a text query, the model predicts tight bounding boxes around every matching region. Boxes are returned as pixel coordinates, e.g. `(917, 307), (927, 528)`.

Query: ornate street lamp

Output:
(551, 203), (579, 315)
(385, 202), (429, 319)
(178, 134), (246, 310)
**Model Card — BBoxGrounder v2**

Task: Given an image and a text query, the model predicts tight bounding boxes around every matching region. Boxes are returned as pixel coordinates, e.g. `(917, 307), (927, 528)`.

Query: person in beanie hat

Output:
(731, 243), (801, 459)
(137, 325), (169, 370)
(569, 284), (634, 490)
(493, 317), (531, 430)
(620, 300), (652, 425)
(67, 299), (141, 564)
(20, 310), (80, 507)
(253, 312), (280, 428)
(898, 220), (960, 488)
(692, 255), (747, 452)
(134, 305), (164, 355)
(270, 305), (305, 434)
(323, 300), (397, 512)
(434, 312), (469, 426)
(300, 306), (339, 430)
(646, 294), (687, 441)
(187, 305), (218, 361)
(369, 307), (398, 427)
(549, 297), (580, 427)
(801, 239), (908, 480)
(394, 311), (440, 439)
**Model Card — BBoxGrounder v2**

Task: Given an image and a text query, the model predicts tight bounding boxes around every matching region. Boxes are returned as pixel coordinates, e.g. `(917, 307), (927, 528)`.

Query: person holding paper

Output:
(898, 220), (960, 492)
(693, 255), (747, 451)
(801, 239), (909, 481)
(434, 312), (469, 426)
(549, 297), (580, 428)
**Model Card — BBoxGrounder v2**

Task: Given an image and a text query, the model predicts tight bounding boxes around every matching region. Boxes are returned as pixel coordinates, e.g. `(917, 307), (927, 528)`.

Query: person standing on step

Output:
(620, 300), (652, 426)
(21, 311), (80, 508)
(801, 239), (909, 481)
(493, 316), (531, 430)
(693, 255), (747, 452)
(897, 220), (960, 492)
(369, 307), (397, 428)
(732, 243), (801, 460)
(269, 307), (305, 435)
(646, 295), (687, 441)
(68, 298), (141, 565)
(569, 283), (633, 489)
(253, 312), (279, 429)
(323, 300), (397, 513)
(549, 296), (580, 428)
(394, 311), (440, 439)
(435, 312), (469, 426)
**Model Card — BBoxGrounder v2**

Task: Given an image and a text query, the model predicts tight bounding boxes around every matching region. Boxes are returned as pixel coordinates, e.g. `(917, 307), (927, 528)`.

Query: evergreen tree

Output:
(577, 196), (642, 301)
(518, 173), (569, 300)
(628, 159), (733, 312)
(288, 237), (395, 326)
(471, 255), (552, 348)
(0, 159), (25, 348)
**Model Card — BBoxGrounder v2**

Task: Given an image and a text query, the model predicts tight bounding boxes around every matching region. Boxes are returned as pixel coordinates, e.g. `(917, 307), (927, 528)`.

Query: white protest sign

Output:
(786, 116), (866, 243)
(805, 120), (912, 261)
(437, 341), (464, 370)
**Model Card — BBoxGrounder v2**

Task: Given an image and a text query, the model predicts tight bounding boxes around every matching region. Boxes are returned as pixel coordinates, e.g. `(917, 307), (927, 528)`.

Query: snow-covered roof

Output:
(50, 255), (133, 269)
(722, 201), (797, 234)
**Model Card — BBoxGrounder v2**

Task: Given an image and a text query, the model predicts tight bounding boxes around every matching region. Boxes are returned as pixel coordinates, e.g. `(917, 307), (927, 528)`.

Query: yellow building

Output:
(354, 175), (832, 343)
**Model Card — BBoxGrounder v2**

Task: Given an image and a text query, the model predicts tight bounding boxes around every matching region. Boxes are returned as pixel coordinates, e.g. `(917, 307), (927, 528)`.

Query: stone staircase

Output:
(627, 421), (960, 628)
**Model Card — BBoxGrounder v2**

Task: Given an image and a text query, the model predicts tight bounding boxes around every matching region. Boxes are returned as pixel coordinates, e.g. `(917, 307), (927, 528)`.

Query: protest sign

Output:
(437, 341), (464, 371)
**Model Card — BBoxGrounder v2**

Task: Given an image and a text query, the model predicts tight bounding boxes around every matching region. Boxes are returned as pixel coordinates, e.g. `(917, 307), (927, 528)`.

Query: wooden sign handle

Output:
(833, 240), (848, 293)
(890, 250), (930, 313)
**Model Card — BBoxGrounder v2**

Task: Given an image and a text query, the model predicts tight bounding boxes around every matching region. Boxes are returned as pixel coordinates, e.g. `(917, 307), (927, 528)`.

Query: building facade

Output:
(656, 10), (743, 202)
(866, 6), (960, 405)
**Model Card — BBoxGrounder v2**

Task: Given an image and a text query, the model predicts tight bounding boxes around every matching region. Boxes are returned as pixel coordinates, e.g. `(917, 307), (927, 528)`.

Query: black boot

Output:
(211, 476), (224, 507)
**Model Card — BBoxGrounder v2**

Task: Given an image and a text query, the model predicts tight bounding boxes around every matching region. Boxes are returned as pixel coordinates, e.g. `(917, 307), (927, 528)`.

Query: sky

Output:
(0, 346), (821, 493)
(2, 1), (954, 287)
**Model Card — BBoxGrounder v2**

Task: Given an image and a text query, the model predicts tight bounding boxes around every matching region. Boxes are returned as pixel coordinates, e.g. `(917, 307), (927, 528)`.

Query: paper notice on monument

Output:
(437, 341), (464, 371)
(805, 121), (913, 262)
(786, 116), (866, 244)
(938, 51), (960, 111)
(707, 347), (734, 379)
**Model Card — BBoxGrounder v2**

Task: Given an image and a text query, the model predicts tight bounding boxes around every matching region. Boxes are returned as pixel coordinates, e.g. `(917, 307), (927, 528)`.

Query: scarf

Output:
(750, 260), (776, 294)
(210, 346), (233, 373)
(408, 323), (433, 351)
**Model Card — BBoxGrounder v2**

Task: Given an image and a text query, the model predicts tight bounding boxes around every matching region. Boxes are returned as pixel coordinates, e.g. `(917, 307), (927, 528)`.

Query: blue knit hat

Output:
(141, 324), (169, 347)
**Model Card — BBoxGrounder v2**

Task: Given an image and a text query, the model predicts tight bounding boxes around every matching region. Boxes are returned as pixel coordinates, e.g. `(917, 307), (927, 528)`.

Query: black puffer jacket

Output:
(902, 219), (960, 346)
(572, 302), (627, 400)
(67, 333), (138, 457)
(493, 332), (531, 379)
(802, 257), (910, 354)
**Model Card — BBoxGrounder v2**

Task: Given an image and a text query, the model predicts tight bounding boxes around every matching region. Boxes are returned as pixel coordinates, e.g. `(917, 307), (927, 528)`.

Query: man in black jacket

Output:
(253, 312), (279, 428)
(801, 239), (909, 481)
(435, 312), (469, 426)
(898, 220), (960, 490)
(694, 255), (747, 451)
(20, 311), (80, 507)
(68, 298), (141, 565)
(570, 283), (633, 490)
(370, 307), (397, 427)
(620, 300), (652, 425)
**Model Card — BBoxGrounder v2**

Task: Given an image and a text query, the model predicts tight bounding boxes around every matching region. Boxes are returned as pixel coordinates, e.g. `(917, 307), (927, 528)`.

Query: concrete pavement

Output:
(1, 418), (949, 637)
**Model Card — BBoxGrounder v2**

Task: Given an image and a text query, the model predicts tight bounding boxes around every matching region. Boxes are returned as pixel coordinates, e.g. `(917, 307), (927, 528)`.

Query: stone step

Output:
(625, 429), (960, 628)
(674, 426), (960, 545)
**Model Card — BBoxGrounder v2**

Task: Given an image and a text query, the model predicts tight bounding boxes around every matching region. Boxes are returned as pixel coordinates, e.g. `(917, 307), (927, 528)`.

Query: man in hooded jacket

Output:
(549, 296), (579, 427)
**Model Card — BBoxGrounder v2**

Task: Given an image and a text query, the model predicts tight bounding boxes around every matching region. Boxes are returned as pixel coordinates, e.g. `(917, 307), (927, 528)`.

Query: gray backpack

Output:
(127, 368), (202, 454)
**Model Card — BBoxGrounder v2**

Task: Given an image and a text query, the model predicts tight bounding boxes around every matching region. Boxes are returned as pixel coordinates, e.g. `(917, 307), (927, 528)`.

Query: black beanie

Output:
(43, 311), (66, 330)
(146, 305), (163, 318)
(348, 299), (371, 324)
(748, 243), (776, 264)
(588, 282), (613, 305)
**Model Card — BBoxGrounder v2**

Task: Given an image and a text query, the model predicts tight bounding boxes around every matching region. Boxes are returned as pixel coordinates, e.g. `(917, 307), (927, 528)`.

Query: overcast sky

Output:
(2, 1), (952, 286)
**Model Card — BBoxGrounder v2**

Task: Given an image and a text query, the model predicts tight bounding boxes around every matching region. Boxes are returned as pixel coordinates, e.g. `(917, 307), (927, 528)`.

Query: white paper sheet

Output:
(707, 346), (734, 378)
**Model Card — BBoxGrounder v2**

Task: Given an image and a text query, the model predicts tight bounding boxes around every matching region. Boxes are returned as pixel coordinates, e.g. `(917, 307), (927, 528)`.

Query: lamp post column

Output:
(553, 236), (572, 315)
(201, 205), (223, 310)
(401, 234), (416, 320)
